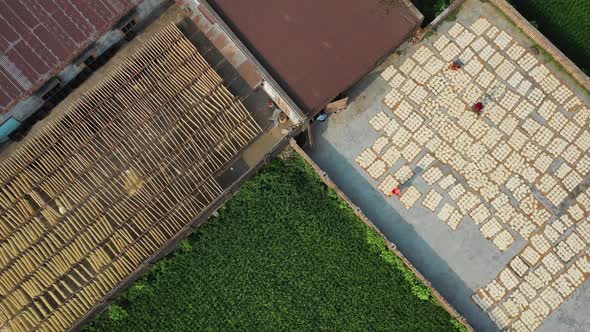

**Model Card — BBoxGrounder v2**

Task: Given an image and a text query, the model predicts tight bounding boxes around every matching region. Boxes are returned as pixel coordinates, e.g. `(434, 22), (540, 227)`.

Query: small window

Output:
(41, 84), (61, 101)
(121, 19), (136, 35)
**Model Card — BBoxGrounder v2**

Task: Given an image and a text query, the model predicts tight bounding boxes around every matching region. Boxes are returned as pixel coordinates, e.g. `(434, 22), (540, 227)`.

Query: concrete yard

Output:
(306, 0), (590, 331)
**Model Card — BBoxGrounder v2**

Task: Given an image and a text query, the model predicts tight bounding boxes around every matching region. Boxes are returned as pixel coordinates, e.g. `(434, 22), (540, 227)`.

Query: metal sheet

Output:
(208, 0), (421, 116)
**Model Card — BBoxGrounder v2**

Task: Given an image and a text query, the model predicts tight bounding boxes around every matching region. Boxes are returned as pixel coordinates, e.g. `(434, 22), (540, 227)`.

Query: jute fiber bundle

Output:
(0, 23), (261, 331)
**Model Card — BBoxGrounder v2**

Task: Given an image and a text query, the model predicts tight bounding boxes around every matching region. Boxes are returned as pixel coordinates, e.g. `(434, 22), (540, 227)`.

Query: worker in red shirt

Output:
(387, 186), (402, 197)
(449, 60), (463, 71)
(472, 102), (484, 116)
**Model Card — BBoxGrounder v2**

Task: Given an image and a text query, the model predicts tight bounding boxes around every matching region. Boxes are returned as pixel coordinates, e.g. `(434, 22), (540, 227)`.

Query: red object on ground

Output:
(450, 61), (461, 70)
(391, 187), (402, 197)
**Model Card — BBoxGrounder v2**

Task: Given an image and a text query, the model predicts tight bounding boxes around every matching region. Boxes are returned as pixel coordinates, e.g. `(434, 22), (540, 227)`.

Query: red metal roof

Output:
(208, 0), (421, 116)
(0, 0), (139, 115)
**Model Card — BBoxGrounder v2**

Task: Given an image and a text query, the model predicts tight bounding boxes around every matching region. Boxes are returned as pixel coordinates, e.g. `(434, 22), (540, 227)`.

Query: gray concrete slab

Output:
(307, 70), (505, 331)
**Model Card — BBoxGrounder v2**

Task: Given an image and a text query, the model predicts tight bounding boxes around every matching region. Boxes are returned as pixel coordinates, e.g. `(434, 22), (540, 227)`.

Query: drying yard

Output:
(308, 0), (590, 331)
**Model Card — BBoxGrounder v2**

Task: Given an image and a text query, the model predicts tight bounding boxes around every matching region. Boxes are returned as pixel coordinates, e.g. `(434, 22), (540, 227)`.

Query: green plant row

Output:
(85, 151), (465, 331)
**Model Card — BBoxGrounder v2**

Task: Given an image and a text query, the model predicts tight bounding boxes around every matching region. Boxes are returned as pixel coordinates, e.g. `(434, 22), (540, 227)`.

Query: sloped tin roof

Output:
(0, 0), (138, 115)
(208, 0), (421, 116)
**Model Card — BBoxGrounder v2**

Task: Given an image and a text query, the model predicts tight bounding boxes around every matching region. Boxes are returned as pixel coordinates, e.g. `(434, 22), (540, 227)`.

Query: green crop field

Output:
(85, 150), (465, 332)
(508, 0), (590, 74)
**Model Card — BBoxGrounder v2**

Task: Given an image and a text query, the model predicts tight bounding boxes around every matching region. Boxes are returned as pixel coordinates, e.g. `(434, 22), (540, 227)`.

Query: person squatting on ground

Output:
(472, 102), (484, 116)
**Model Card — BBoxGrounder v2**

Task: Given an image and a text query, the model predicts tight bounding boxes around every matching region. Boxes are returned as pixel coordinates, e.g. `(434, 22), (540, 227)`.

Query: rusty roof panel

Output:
(208, 0), (421, 116)
(0, 0), (139, 115)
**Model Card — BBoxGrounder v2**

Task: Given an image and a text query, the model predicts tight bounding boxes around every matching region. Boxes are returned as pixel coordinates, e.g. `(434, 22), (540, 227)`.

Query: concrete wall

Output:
(180, 0), (308, 126)
(428, 0), (467, 28)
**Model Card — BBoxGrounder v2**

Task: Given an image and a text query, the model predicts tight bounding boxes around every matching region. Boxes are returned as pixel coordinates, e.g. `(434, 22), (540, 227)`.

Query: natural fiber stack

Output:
(0, 23), (262, 332)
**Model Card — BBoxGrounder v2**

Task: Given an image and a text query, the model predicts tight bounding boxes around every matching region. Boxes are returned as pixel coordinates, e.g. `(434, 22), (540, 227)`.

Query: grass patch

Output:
(507, 0), (590, 75)
(85, 150), (464, 331)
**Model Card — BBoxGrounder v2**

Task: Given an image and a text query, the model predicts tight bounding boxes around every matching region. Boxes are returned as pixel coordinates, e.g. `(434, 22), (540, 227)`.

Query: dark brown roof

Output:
(0, 0), (138, 115)
(208, 0), (421, 116)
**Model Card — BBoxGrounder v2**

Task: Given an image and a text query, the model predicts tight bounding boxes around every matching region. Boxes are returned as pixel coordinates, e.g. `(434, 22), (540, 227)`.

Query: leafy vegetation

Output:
(412, 0), (454, 25)
(85, 151), (464, 331)
(508, 0), (590, 74)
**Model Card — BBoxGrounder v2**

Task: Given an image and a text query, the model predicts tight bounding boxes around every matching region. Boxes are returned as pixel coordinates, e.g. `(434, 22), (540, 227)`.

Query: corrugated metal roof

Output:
(208, 0), (421, 116)
(0, 0), (139, 115)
